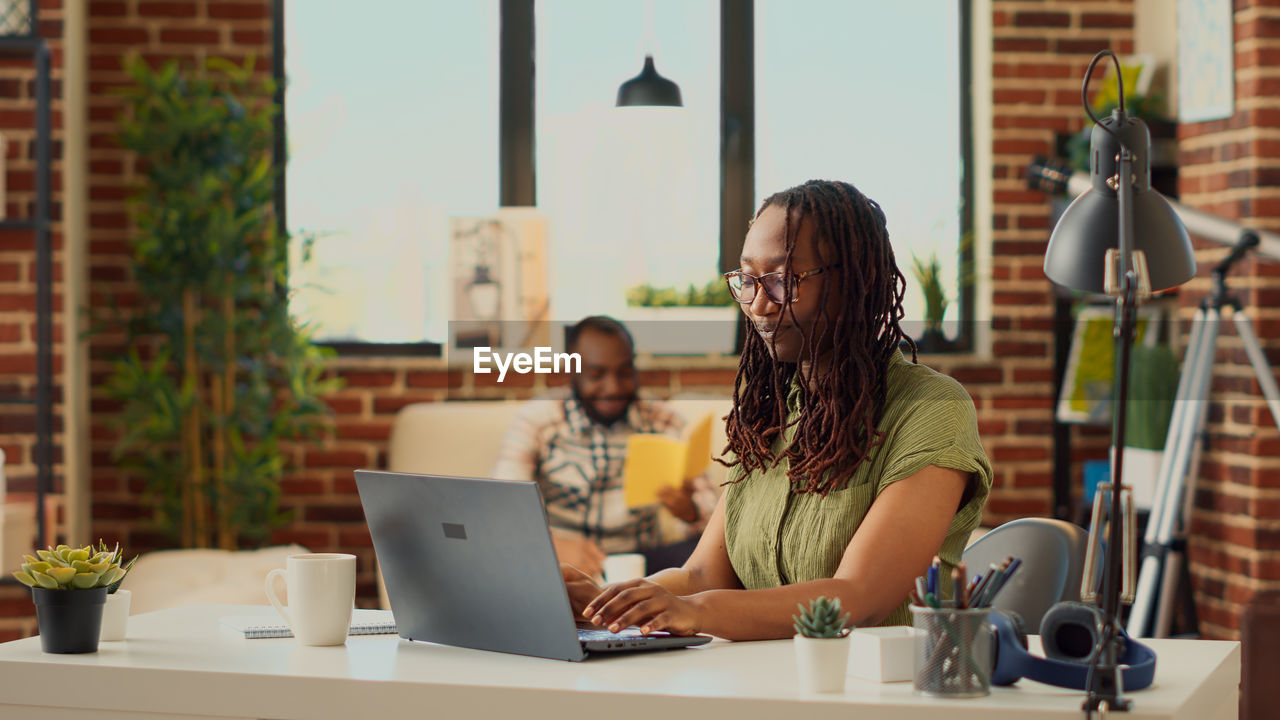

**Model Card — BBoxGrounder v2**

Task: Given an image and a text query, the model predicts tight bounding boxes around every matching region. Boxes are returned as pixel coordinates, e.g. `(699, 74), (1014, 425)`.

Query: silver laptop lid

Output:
(355, 469), (586, 661)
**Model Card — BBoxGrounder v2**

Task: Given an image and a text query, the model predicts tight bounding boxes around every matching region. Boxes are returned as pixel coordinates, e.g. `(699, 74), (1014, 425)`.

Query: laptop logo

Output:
(442, 522), (467, 540)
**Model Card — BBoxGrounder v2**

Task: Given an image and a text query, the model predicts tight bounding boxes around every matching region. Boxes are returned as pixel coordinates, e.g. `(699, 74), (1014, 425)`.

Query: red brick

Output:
(950, 366), (1003, 384)
(339, 526), (374, 548)
(89, 27), (150, 44)
(93, 1), (129, 16)
(991, 392), (1052, 408)
(280, 477), (327, 495)
(405, 371), (462, 388)
(303, 450), (370, 469)
(303, 503), (366, 523)
(269, 528), (332, 549)
(340, 371), (396, 388)
(160, 29), (222, 44)
(474, 370), (536, 388)
(992, 291), (1047, 306)
(323, 396), (365, 415)
(334, 421), (392, 442)
(138, 2), (199, 17)
(991, 445), (1050, 462)
(372, 395), (437, 415)
(1012, 368), (1055, 383)
(993, 138), (1051, 155)
(232, 29), (269, 45)
(1013, 11), (1071, 28)
(208, 2), (270, 19)
(1081, 13), (1133, 29)
(992, 38), (1048, 53)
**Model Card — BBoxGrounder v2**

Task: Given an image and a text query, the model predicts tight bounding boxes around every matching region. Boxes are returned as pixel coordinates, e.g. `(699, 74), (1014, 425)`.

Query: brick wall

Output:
(0, 0), (64, 643)
(1174, 0), (1280, 640)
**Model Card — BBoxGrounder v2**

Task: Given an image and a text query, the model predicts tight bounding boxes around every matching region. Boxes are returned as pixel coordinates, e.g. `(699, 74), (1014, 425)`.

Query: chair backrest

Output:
(962, 517), (1089, 630)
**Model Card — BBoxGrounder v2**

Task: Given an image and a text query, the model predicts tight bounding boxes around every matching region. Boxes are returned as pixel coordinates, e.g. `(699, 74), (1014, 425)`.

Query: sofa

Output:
(379, 396), (734, 608)
(387, 396), (735, 485)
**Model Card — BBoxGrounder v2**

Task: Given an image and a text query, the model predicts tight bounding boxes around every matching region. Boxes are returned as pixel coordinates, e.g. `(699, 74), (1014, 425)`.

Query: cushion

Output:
(120, 544), (309, 615)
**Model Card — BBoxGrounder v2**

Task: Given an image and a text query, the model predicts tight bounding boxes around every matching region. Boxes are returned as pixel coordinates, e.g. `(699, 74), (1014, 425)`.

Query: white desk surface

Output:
(0, 603), (1240, 720)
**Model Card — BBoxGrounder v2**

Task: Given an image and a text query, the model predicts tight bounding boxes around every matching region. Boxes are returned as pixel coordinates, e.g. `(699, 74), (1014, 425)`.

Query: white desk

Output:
(0, 603), (1239, 720)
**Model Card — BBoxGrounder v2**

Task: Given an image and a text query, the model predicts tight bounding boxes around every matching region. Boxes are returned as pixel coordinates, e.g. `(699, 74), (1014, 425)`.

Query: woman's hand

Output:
(561, 564), (603, 618)
(582, 578), (702, 636)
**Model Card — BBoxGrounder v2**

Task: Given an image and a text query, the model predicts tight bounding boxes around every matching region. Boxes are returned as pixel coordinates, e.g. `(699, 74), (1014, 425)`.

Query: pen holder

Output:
(910, 605), (992, 698)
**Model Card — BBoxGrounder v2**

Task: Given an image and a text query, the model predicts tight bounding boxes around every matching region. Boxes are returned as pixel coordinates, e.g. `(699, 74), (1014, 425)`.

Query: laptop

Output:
(354, 469), (712, 661)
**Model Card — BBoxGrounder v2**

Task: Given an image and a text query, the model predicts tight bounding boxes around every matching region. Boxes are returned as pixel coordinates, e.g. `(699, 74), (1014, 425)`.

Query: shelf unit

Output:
(0, 8), (54, 554)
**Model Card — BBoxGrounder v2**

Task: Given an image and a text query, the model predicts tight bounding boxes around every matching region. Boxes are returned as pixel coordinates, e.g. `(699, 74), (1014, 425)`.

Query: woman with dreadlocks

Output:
(564, 179), (992, 640)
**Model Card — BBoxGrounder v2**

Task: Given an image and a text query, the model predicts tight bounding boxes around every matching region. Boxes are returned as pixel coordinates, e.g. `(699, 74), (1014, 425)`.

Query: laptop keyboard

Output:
(578, 627), (648, 641)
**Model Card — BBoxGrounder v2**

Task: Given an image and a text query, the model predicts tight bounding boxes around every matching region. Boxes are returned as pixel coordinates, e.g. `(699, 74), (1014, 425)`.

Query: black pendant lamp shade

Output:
(616, 55), (683, 107)
(1044, 111), (1195, 294)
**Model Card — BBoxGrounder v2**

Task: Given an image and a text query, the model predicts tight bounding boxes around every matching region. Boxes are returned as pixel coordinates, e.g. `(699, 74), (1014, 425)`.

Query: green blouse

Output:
(723, 350), (993, 626)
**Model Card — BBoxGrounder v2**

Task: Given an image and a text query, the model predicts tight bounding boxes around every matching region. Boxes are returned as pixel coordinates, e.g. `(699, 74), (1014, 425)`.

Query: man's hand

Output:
(656, 478), (699, 524)
(561, 564), (604, 618)
(581, 578), (702, 636)
(552, 535), (605, 579)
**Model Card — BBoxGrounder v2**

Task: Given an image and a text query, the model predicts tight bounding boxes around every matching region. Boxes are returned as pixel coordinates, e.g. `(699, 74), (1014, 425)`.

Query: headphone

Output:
(989, 602), (1157, 691)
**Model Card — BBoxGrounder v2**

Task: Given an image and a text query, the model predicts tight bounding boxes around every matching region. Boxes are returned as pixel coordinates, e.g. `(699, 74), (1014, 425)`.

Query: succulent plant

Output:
(11, 541), (135, 591)
(793, 596), (852, 638)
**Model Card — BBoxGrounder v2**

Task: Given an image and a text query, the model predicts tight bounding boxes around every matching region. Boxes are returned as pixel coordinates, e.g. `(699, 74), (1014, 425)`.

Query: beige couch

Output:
(388, 396), (734, 484)
(379, 396), (734, 608)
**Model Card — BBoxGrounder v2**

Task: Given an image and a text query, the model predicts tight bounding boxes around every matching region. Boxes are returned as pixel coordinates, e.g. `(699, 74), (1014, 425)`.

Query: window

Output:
(283, 1), (499, 344)
(755, 0), (966, 338)
(535, 0), (720, 320)
(278, 1), (972, 351)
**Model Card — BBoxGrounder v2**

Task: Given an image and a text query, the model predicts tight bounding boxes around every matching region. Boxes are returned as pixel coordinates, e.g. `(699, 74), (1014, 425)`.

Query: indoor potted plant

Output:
(623, 277), (739, 355)
(12, 542), (133, 653)
(793, 595), (853, 693)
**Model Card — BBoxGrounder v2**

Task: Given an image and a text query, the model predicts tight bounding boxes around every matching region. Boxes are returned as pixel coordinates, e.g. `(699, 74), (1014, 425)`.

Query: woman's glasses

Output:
(722, 266), (837, 304)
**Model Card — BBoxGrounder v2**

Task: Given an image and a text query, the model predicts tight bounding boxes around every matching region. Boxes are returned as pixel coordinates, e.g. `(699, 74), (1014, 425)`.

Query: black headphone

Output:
(989, 602), (1157, 690)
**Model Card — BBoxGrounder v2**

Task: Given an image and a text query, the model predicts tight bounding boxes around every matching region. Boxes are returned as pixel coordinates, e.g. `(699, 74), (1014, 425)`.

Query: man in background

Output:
(490, 316), (715, 578)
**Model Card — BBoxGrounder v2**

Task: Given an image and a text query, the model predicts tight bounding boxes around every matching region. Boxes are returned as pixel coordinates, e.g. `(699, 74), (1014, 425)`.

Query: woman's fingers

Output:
(608, 598), (664, 633)
(590, 583), (659, 627)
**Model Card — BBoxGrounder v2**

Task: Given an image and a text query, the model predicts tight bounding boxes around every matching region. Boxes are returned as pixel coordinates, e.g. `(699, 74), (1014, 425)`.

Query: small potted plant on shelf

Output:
(793, 595), (853, 693)
(12, 542), (135, 653)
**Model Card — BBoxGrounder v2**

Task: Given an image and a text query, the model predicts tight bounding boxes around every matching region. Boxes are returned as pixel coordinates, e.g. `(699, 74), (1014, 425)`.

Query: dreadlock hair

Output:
(723, 179), (917, 496)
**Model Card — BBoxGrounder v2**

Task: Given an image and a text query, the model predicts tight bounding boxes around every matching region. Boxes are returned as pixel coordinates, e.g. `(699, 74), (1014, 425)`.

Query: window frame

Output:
(272, 0), (974, 356)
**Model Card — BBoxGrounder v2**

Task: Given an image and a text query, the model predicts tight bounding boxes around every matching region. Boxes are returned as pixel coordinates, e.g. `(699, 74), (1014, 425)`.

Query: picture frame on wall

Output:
(1177, 0), (1235, 123)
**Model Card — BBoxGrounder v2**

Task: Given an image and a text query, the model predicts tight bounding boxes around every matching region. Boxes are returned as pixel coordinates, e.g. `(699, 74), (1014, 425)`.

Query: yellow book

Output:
(622, 414), (713, 508)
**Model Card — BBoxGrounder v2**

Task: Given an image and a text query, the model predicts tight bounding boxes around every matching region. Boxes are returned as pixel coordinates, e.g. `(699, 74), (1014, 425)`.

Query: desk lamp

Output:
(1043, 49), (1196, 716)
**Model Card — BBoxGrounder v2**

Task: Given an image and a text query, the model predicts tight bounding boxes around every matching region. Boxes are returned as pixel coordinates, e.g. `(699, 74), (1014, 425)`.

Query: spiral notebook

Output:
(219, 609), (397, 639)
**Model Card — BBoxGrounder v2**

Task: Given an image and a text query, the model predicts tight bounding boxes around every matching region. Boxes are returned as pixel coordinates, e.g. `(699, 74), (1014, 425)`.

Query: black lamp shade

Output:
(616, 55), (683, 107)
(1045, 112), (1195, 293)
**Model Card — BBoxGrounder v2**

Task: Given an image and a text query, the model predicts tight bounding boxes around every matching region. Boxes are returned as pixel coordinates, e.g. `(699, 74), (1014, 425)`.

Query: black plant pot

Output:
(30, 586), (108, 654)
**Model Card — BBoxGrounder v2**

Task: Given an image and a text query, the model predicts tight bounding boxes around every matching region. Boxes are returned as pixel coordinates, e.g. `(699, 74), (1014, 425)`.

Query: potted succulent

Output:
(793, 595), (853, 693)
(12, 542), (135, 653)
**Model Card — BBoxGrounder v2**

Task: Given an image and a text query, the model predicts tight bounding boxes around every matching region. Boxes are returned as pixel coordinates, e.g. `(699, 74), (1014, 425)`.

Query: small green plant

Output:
(11, 542), (135, 591)
(626, 277), (735, 307)
(792, 596), (852, 638)
(910, 251), (949, 334)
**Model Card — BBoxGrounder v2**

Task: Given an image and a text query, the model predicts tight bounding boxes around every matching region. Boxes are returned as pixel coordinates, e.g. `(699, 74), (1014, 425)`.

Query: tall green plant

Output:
(105, 55), (339, 550)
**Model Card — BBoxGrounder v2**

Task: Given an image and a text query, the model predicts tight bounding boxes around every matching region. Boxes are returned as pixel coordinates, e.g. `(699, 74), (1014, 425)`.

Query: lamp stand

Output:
(1083, 147), (1140, 717)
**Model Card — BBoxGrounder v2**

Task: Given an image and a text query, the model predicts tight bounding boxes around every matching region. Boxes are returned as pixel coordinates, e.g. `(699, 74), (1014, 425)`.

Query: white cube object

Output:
(847, 626), (917, 683)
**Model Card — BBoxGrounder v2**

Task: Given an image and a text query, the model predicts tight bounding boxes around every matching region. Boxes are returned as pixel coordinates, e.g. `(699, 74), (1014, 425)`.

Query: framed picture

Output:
(1056, 305), (1165, 425)
(1178, 0), (1235, 123)
(448, 208), (550, 356)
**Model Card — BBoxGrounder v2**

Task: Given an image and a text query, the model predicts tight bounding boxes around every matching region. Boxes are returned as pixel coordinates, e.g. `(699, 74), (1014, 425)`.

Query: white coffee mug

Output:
(265, 553), (356, 646)
(603, 553), (646, 584)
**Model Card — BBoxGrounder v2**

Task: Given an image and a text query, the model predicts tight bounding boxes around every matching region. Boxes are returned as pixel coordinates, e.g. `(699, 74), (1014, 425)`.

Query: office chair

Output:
(962, 517), (1089, 629)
